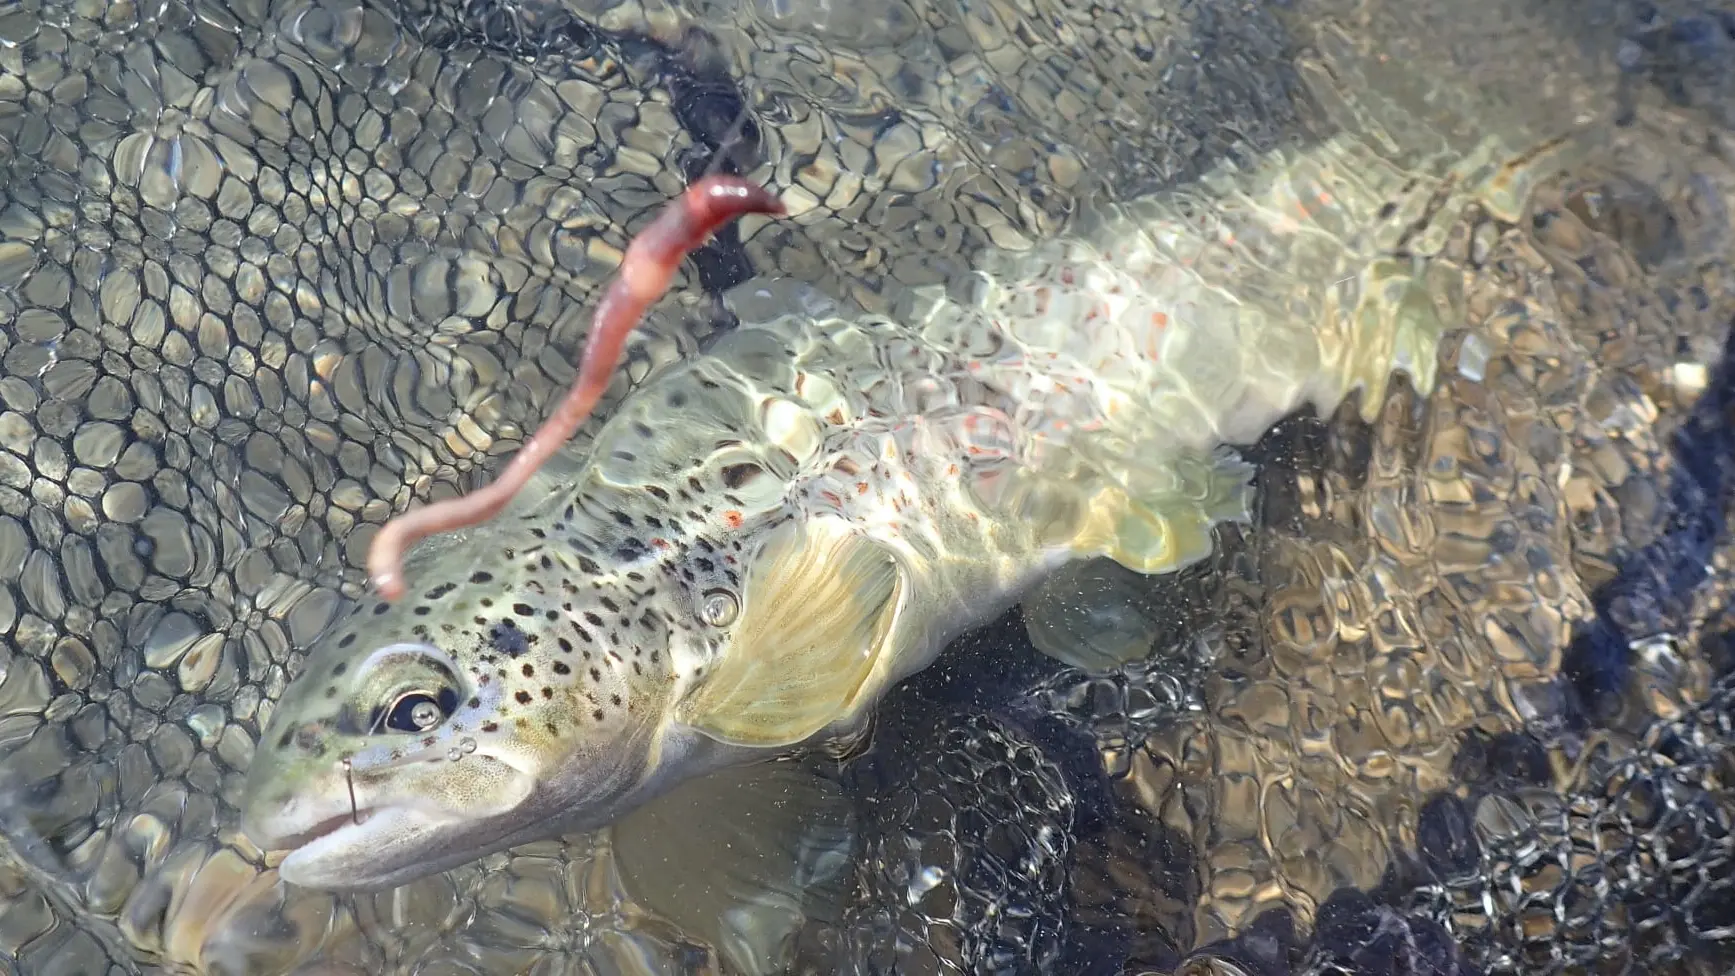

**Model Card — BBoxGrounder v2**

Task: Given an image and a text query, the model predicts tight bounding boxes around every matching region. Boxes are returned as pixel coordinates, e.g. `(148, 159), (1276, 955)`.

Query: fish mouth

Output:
(271, 802), (442, 889)
(268, 808), (376, 852)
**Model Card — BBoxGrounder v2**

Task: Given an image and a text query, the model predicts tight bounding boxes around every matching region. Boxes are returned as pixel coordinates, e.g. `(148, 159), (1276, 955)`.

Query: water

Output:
(0, 0), (1733, 973)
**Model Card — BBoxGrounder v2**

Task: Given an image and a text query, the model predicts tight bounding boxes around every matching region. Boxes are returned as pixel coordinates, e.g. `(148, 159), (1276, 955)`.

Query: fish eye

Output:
(384, 688), (456, 733)
(700, 589), (738, 627)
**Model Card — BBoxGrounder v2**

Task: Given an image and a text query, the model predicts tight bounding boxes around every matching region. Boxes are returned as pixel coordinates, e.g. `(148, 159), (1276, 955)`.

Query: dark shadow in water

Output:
(839, 610), (1148, 975)
(1565, 277), (1735, 714)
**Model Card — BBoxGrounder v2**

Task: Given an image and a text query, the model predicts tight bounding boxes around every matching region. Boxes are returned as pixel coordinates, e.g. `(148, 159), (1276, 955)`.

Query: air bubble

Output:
(906, 865), (946, 904)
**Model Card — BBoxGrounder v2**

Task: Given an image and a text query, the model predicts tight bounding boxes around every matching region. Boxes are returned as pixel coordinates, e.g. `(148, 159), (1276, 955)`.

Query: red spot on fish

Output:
(857, 482), (869, 494)
(723, 510), (743, 529)
(652, 538), (669, 549)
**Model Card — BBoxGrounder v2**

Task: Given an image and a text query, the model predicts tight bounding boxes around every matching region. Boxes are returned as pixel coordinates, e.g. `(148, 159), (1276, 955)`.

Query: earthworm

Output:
(367, 176), (786, 600)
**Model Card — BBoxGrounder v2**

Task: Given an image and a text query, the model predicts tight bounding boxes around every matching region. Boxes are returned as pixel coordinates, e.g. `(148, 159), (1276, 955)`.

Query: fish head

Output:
(242, 481), (733, 890)
(245, 342), (928, 891)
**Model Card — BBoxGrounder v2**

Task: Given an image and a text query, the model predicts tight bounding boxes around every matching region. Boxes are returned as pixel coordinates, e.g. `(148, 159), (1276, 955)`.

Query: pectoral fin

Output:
(676, 519), (902, 748)
(1035, 447), (1252, 670)
(1022, 557), (1168, 672)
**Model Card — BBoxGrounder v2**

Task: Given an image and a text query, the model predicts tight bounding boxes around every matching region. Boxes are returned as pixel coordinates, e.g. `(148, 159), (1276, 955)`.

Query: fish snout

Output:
(240, 731), (358, 850)
(241, 765), (357, 854)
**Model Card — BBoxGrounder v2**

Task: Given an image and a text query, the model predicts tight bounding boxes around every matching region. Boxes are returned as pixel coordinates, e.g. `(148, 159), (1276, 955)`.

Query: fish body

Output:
(242, 122), (1552, 889)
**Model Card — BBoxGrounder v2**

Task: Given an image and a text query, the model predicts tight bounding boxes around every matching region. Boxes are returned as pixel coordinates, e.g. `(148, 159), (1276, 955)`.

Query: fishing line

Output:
(343, 757), (360, 825)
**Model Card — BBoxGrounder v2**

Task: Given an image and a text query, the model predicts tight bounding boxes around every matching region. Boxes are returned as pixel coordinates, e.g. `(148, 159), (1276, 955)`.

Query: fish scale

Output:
(242, 69), (1575, 891)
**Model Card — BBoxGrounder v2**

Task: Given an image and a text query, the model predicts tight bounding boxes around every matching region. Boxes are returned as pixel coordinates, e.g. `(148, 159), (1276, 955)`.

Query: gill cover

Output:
(675, 518), (902, 748)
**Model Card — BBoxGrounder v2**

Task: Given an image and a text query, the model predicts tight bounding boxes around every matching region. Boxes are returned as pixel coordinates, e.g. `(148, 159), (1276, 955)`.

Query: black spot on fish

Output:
(522, 663), (535, 677)
(593, 709), (605, 721)
(373, 603), (390, 615)
(337, 635), (355, 650)
(646, 485), (670, 502)
(333, 661), (348, 675)
(488, 621), (530, 657)
(515, 690), (532, 704)
(552, 661), (570, 675)
(467, 696), (480, 709)
(470, 571), (493, 584)
(481, 721), (499, 732)
(584, 612), (604, 628)
(616, 538), (648, 561)
(424, 582), (458, 600)
(541, 687), (553, 699)
(513, 603), (535, 616)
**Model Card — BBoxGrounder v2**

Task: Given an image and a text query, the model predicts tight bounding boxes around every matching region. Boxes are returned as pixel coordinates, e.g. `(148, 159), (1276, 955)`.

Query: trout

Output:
(242, 67), (1567, 890)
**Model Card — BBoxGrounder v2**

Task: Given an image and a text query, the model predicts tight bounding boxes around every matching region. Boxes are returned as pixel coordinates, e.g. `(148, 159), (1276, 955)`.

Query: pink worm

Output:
(367, 176), (787, 601)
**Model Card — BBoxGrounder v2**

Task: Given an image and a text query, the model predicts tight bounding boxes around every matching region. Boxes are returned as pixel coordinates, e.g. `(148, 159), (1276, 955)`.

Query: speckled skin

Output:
(242, 127), (1543, 890)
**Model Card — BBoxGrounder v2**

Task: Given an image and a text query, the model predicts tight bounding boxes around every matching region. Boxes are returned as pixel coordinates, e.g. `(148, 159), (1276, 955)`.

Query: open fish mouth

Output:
(267, 809), (376, 854)
(272, 804), (448, 888)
